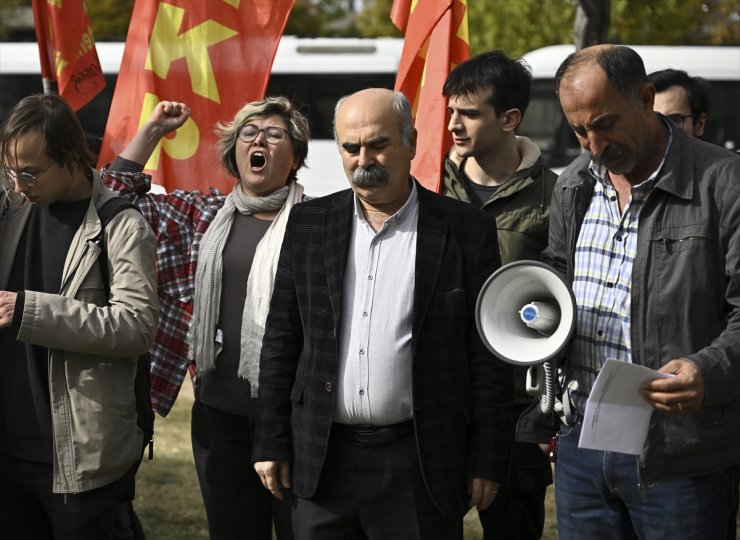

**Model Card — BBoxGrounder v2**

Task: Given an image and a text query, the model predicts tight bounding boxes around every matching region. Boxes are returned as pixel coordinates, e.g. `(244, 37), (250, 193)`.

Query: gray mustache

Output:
(352, 165), (390, 186)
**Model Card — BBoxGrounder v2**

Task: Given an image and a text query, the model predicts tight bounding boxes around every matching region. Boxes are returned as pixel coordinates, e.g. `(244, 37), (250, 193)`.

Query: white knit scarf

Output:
(189, 179), (303, 395)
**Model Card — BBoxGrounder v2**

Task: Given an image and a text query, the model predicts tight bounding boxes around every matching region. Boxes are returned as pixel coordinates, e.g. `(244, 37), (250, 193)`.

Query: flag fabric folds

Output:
(391, 0), (469, 192)
(98, 0), (294, 193)
(31, 0), (106, 111)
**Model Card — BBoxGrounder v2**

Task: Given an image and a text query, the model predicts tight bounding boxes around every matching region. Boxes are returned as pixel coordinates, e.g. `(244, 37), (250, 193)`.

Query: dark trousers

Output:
(191, 399), (293, 540)
(0, 452), (121, 540)
(728, 464), (740, 540)
(292, 429), (461, 540)
(112, 501), (146, 540)
(478, 484), (547, 540)
(478, 437), (550, 540)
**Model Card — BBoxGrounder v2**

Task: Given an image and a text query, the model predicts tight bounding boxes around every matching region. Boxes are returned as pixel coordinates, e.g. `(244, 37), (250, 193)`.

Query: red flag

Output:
(31, 0), (106, 111)
(98, 0), (294, 193)
(392, 0), (469, 192)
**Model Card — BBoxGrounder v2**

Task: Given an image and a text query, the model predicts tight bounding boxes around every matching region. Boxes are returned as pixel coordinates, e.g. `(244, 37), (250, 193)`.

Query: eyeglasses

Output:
(238, 124), (290, 145)
(6, 162), (53, 187)
(666, 113), (693, 128)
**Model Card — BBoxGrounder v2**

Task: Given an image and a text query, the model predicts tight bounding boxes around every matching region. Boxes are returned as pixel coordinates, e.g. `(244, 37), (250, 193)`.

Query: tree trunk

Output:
(574, 0), (611, 50)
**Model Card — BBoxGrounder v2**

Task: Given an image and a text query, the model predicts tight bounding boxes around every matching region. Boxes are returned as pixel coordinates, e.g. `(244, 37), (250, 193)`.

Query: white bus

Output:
(3, 41), (737, 191)
(518, 45), (740, 170)
(0, 37), (404, 196)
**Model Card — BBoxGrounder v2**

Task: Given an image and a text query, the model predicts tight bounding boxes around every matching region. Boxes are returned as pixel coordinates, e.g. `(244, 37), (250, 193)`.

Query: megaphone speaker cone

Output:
(475, 260), (576, 366)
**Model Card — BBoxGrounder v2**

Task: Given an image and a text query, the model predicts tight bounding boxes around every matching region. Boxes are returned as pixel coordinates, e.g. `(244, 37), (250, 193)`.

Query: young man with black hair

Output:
(442, 51), (557, 540)
(0, 94), (157, 539)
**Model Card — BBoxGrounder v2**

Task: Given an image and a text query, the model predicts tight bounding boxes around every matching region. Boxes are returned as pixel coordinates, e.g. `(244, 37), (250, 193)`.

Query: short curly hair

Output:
(215, 97), (310, 181)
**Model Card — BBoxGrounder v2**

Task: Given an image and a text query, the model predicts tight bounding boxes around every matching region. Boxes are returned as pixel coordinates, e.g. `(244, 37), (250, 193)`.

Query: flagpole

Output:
(31, 0), (106, 109)
(31, 0), (54, 95)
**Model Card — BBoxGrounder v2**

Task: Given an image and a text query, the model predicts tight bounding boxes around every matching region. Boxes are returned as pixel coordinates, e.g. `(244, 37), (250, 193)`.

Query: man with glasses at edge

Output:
(649, 68), (710, 139)
(0, 93), (157, 539)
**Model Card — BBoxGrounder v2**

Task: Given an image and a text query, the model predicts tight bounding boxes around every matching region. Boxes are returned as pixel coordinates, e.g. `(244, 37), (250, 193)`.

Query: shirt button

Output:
(359, 388), (365, 396)
(363, 311), (368, 317)
(606, 282), (614, 288)
(359, 349), (365, 355)
(325, 382), (333, 393)
(368, 275), (373, 280)
(597, 330), (604, 337)
(610, 196), (617, 202)
(615, 235), (622, 242)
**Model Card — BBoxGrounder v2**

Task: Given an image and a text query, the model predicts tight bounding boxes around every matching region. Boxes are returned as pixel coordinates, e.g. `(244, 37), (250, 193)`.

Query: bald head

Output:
(556, 45), (648, 102)
(334, 89), (415, 149)
(332, 88), (417, 210)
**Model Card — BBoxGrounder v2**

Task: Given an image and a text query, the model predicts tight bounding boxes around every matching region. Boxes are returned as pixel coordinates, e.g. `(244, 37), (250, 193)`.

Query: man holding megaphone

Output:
(526, 45), (740, 539)
(442, 51), (558, 540)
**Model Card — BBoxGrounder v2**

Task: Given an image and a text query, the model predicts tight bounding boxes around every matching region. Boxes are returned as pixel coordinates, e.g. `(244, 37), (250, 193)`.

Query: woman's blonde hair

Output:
(215, 96), (310, 181)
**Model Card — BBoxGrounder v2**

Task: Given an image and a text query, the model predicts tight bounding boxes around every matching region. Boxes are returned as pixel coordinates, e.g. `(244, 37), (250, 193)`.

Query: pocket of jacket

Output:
(648, 226), (724, 360)
(653, 234), (715, 254)
(290, 379), (305, 405)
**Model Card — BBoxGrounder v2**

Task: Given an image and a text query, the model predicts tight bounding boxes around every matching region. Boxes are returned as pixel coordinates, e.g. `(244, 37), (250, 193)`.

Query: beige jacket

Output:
(0, 170), (157, 493)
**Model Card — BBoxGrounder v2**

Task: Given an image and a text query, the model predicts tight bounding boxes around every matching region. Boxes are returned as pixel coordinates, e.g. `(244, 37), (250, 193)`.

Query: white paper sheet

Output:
(578, 359), (674, 455)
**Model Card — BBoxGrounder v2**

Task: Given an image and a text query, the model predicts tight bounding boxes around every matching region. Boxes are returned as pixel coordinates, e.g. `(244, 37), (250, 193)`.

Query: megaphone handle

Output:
(539, 361), (555, 415)
(526, 365), (545, 395)
(560, 386), (573, 425)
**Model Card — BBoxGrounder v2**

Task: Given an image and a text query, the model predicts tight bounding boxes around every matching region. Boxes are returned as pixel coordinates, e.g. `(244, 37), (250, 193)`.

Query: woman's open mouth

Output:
(250, 151), (266, 171)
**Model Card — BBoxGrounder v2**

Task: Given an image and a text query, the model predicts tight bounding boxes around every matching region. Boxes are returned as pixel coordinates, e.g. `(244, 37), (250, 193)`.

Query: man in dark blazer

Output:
(253, 88), (513, 539)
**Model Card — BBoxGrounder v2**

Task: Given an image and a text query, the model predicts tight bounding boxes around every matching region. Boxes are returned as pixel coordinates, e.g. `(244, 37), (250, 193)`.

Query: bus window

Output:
(519, 80), (579, 169)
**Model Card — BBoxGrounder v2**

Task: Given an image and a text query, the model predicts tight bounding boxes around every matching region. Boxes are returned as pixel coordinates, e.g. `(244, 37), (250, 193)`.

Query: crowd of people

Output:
(1, 43), (739, 540)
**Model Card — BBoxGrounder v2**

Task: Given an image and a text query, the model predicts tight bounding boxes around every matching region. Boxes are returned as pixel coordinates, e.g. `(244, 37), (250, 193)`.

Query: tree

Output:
(0, 0), (33, 41)
(464, 0), (738, 58)
(611, 0), (740, 46)
(87, 0), (135, 41)
(466, 0), (574, 58)
(7, 0), (737, 54)
(574, 0), (611, 50)
(285, 0), (358, 37)
(354, 0), (402, 37)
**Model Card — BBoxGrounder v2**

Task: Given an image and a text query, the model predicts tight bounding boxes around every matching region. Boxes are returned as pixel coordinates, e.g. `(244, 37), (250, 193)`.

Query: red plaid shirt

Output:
(102, 161), (226, 416)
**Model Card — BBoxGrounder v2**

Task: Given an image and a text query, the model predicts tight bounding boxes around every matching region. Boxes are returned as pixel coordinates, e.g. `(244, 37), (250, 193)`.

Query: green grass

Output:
(141, 378), (739, 538)
(134, 380), (208, 539)
(134, 378), (575, 539)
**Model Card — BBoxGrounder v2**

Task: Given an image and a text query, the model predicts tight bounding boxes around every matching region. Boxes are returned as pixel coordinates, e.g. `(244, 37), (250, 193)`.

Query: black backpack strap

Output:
(95, 197), (139, 294)
(94, 198), (155, 466)
(96, 196), (138, 233)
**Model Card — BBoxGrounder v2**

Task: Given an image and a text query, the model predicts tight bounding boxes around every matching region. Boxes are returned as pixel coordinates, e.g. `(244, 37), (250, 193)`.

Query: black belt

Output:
(331, 420), (414, 447)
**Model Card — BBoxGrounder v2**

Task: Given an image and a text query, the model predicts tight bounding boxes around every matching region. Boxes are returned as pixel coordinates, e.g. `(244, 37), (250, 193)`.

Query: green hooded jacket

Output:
(442, 136), (557, 265)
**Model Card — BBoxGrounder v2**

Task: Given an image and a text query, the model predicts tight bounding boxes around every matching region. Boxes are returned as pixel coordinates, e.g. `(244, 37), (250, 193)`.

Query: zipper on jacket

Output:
(636, 456), (648, 502)
(539, 165), (547, 214)
(566, 187), (581, 281)
(657, 236), (713, 253)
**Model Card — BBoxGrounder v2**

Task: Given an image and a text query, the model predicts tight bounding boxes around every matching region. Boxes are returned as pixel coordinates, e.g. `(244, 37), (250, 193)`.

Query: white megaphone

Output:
(475, 261), (576, 416)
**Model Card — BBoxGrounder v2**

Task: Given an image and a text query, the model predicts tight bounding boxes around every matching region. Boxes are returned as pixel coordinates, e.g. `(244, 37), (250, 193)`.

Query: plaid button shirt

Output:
(568, 140), (671, 415)
(102, 165), (226, 416)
